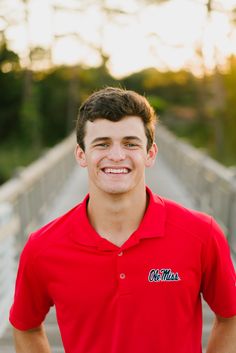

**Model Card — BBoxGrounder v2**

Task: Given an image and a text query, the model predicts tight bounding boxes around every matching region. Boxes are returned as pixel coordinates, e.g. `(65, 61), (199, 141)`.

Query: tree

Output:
(0, 40), (22, 142)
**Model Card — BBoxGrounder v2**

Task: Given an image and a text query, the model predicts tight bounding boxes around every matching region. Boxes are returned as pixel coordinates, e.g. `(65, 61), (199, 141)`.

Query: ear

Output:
(75, 144), (87, 168)
(145, 143), (158, 168)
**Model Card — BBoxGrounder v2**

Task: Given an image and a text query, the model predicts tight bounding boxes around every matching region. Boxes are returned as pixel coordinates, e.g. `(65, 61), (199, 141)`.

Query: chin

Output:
(103, 187), (130, 195)
(99, 183), (133, 195)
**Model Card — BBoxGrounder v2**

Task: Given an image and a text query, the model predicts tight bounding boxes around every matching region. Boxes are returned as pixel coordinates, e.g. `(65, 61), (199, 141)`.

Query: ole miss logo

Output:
(148, 268), (181, 282)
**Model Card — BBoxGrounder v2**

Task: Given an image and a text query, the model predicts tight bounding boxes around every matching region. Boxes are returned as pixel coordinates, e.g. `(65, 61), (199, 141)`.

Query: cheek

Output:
(86, 151), (106, 169)
(130, 151), (148, 165)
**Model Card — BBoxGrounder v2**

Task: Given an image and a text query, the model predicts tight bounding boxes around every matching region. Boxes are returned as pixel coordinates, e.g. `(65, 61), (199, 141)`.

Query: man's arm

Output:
(13, 324), (51, 353)
(206, 315), (236, 353)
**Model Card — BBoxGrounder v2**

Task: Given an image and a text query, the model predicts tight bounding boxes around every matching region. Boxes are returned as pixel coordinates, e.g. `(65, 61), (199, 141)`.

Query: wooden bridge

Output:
(0, 125), (235, 352)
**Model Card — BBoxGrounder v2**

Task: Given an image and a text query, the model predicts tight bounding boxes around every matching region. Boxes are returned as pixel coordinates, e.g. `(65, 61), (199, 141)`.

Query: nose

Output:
(108, 144), (126, 161)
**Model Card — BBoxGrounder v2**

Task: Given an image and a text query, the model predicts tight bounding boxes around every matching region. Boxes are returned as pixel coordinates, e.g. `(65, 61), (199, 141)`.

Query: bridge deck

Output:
(0, 154), (214, 352)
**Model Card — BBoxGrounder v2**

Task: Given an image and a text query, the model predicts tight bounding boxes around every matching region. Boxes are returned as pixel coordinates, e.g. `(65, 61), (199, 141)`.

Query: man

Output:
(10, 87), (236, 353)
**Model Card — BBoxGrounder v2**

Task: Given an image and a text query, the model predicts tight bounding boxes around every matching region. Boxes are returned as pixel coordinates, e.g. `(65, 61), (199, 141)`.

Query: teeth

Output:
(104, 168), (129, 174)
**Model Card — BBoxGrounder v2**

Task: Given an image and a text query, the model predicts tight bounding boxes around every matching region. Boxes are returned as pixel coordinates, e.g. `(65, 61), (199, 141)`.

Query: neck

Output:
(87, 186), (148, 246)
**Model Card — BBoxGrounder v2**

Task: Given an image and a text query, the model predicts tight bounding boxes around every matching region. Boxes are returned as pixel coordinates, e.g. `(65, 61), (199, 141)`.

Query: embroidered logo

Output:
(148, 268), (181, 282)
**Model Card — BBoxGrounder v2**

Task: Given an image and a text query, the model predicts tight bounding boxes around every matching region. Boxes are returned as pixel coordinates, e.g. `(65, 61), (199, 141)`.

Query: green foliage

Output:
(0, 140), (42, 184)
(0, 70), (23, 141)
(121, 63), (236, 166)
(0, 42), (20, 72)
(220, 56), (236, 165)
(121, 68), (199, 110)
(36, 64), (119, 146)
(165, 118), (212, 150)
(0, 43), (23, 142)
(147, 95), (168, 114)
(37, 67), (71, 145)
(1, 40), (236, 184)
(20, 96), (42, 146)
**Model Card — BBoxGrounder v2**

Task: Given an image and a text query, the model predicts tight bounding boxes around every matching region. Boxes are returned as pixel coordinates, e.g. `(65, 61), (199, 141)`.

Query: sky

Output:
(1, 0), (236, 77)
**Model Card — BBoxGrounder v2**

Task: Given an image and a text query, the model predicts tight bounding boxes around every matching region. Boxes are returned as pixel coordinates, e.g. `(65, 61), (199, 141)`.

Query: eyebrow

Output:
(90, 137), (110, 145)
(90, 136), (143, 145)
(123, 136), (143, 142)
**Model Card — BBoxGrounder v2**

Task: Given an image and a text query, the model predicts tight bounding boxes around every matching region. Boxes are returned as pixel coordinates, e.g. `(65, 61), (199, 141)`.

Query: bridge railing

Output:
(0, 203), (19, 337)
(157, 125), (236, 257)
(0, 133), (76, 336)
(0, 133), (76, 252)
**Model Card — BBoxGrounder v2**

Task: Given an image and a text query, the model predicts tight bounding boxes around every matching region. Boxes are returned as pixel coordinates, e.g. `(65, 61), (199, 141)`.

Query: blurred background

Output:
(1, 0), (236, 185)
(1, 2), (236, 348)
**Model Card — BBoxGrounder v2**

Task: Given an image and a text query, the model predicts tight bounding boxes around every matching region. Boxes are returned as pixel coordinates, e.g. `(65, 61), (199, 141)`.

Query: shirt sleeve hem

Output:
(9, 314), (44, 331)
(211, 307), (236, 319)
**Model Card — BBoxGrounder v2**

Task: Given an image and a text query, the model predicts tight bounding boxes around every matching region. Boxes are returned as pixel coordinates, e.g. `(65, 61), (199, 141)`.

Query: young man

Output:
(10, 87), (236, 353)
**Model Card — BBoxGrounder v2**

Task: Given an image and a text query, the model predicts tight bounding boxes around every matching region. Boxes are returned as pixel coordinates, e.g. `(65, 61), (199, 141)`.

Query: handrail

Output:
(0, 203), (19, 336)
(157, 124), (236, 256)
(0, 133), (76, 250)
(0, 133), (76, 336)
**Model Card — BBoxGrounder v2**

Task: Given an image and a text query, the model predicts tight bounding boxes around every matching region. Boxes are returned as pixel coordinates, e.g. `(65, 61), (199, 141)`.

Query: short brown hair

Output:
(76, 87), (157, 151)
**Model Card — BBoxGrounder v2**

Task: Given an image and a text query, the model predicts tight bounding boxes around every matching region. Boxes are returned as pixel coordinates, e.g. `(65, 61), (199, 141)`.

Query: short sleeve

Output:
(201, 217), (236, 318)
(9, 235), (53, 330)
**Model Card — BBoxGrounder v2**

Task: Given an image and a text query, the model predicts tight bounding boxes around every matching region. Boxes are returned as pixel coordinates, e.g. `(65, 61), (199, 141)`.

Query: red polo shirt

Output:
(10, 187), (236, 353)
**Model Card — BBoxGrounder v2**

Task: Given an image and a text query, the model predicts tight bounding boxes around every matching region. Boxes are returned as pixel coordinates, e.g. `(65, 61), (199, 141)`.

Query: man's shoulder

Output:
(25, 202), (83, 254)
(156, 194), (212, 236)
(163, 196), (210, 220)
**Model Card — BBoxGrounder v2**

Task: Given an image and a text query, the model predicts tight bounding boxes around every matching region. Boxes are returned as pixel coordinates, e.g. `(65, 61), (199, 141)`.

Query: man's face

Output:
(75, 116), (157, 195)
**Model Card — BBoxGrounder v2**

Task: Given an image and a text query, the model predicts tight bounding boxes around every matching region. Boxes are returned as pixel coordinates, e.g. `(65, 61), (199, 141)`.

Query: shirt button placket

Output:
(117, 250), (127, 294)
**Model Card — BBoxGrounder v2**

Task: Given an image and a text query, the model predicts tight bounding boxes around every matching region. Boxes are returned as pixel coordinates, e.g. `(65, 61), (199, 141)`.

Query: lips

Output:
(102, 167), (130, 174)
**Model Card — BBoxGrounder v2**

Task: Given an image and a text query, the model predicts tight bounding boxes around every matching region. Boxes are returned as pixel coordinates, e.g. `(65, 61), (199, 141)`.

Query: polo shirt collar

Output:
(70, 186), (166, 250)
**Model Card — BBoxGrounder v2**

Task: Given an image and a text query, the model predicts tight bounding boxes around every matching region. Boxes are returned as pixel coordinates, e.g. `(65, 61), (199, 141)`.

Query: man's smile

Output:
(101, 167), (131, 175)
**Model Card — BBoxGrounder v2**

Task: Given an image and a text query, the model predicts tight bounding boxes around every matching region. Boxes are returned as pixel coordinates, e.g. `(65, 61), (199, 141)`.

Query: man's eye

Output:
(125, 143), (138, 148)
(95, 143), (109, 148)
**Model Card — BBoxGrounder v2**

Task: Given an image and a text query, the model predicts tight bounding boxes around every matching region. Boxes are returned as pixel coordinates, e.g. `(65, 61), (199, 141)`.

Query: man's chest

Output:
(43, 235), (203, 312)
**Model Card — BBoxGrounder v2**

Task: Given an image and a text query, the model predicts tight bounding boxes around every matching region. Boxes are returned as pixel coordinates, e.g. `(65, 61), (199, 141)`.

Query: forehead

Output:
(84, 116), (147, 143)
